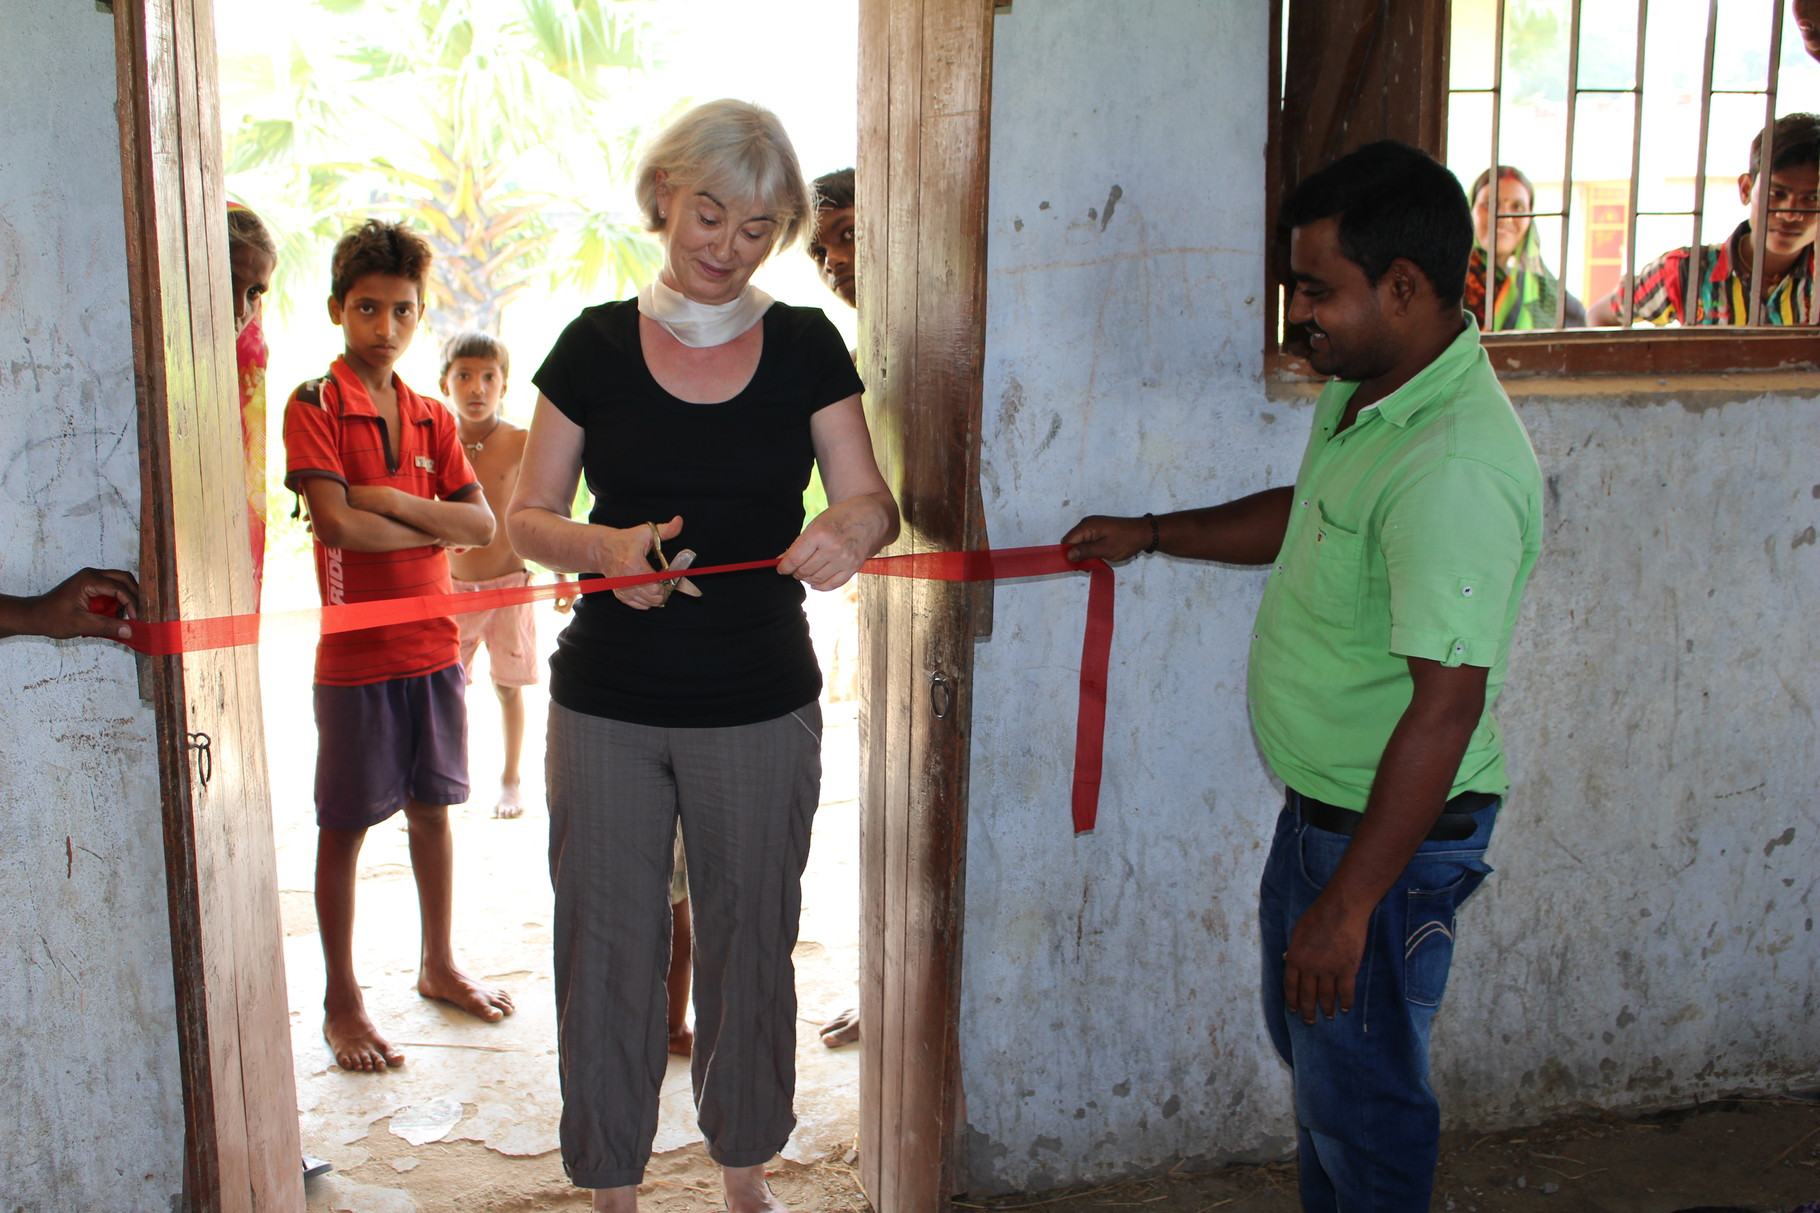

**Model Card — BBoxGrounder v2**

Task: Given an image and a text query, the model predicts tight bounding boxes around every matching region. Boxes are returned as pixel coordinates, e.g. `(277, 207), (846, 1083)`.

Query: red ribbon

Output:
(112, 544), (1114, 834)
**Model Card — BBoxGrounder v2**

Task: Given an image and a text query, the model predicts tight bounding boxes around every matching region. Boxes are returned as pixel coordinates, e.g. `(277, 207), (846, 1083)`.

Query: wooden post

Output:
(113, 1), (302, 1208)
(858, 0), (996, 1209)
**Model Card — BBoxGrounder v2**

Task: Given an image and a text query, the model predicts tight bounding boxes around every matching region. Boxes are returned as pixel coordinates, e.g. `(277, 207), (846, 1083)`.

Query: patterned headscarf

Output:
(1464, 168), (1566, 331)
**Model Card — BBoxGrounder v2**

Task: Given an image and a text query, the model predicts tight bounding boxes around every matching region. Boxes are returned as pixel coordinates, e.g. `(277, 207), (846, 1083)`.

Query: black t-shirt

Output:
(532, 298), (864, 727)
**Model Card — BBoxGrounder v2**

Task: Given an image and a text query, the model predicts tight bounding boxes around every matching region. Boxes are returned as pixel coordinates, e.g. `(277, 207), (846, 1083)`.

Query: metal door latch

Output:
(929, 670), (952, 720)
(186, 732), (213, 788)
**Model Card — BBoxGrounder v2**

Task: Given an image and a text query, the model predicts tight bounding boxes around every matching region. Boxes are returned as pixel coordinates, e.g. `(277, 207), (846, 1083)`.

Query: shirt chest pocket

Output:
(1304, 503), (1364, 629)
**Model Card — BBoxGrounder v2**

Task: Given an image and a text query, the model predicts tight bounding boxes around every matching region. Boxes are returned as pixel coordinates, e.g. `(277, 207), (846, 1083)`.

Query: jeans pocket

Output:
(1403, 862), (1490, 1008)
(1293, 816), (1351, 891)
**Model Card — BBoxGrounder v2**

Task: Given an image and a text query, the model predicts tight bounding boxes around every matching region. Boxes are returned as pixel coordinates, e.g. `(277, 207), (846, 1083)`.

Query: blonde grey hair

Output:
(634, 99), (812, 253)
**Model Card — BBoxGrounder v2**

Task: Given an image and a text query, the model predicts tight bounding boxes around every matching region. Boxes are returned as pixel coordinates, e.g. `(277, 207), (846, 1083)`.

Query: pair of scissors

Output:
(647, 521), (703, 605)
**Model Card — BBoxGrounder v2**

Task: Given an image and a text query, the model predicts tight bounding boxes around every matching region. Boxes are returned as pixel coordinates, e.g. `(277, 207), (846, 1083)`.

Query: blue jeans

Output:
(1258, 796), (1499, 1213)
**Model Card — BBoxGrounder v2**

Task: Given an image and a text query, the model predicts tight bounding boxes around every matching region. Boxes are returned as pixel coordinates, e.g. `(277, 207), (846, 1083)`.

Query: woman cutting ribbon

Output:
(506, 99), (898, 1213)
(1463, 165), (1587, 331)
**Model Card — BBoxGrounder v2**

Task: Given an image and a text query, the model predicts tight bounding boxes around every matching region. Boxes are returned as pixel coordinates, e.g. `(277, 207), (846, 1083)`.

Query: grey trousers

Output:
(546, 699), (822, 1189)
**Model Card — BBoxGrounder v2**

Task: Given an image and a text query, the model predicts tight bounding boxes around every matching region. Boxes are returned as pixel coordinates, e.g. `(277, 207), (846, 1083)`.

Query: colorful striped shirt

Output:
(1625, 221), (1815, 326)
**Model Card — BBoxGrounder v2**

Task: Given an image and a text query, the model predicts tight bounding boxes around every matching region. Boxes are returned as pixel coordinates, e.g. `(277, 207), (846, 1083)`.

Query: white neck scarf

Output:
(637, 277), (773, 348)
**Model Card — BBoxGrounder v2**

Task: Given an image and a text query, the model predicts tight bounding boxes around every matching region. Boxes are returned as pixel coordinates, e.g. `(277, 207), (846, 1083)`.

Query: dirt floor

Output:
(950, 1096), (1820, 1213)
(295, 1092), (1820, 1211)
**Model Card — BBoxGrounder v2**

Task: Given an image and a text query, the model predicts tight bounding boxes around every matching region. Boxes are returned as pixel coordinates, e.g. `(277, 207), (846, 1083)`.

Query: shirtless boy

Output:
(283, 220), (513, 1071)
(441, 332), (541, 819)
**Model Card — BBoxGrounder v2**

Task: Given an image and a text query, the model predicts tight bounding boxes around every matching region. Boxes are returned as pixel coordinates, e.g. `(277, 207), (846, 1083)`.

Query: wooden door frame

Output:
(108, 0), (997, 1206)
(114, 1), (301, 1209)
(856, 1), (996, 1209)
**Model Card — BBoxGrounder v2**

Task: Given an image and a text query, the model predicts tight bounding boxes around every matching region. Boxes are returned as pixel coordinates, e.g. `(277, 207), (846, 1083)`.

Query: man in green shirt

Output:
(1064, 141), (1542, 1213)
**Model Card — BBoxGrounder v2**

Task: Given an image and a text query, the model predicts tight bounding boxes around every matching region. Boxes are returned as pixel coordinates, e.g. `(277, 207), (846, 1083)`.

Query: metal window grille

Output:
(1448, 0), (1818, 330)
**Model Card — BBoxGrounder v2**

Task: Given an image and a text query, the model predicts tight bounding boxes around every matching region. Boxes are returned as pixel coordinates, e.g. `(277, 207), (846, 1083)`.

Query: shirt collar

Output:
(1329, 313), (1484, 430)
(328, 355), (432, 424)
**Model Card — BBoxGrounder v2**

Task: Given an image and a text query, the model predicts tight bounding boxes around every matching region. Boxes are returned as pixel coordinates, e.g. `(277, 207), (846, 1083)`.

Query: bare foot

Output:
(417, 965), (514, 1022)
(723, 1164), (788, 1212)
(323, 999), (404, 1072)
(590, 1184), (638, 1212)
(493, 782), (524, 819)
(820, 1006), (860, 1048)
(668, 1022), (693, 1057)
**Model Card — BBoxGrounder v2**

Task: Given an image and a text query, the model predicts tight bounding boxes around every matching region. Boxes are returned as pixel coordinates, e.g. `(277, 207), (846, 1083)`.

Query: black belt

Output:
(1287, 788), (1497, 842)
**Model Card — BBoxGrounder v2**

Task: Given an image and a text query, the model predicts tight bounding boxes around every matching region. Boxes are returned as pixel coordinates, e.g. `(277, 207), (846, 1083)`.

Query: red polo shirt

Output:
(283, 356), (480, 686)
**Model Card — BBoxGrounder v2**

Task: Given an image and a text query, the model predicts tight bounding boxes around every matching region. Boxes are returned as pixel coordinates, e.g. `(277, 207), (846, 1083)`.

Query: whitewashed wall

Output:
(1449, 379), (1820, 1123)
(962, 0), (1820, 1196)
(0, 5), (184, 1208)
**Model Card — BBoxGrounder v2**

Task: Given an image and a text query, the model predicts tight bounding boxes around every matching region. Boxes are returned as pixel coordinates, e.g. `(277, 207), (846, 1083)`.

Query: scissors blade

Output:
(667, 549), (703, 598)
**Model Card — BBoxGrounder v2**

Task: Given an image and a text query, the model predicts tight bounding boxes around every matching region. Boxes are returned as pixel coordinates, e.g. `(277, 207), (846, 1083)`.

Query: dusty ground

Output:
(950, 1096), (1820, 1213)
(295, 1085), (1820, 1212)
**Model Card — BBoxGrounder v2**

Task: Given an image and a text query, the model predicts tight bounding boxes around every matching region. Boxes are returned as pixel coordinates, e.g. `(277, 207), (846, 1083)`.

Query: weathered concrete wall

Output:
(0, 4), (185, 1208)
(963, 0), (1291, 1194)
(1445, 377), (1820, 1123)
(962, 0), (1820, 1196)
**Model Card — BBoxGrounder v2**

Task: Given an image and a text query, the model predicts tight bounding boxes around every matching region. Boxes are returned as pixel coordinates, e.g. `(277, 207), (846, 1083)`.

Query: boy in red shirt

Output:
(284, 220), (511, 1072)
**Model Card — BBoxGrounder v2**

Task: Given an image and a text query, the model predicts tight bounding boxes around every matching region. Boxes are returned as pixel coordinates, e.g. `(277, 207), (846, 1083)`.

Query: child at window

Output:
(1590, 113), (1819, 326)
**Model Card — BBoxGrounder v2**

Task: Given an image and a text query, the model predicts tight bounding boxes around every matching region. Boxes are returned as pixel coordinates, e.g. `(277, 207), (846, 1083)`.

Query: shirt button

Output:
(1461, 585), (1475, 597)
(1276, 564), (1284, 573)
(1454, 643), (1465, 653)
(1301, 500), (1309, 507)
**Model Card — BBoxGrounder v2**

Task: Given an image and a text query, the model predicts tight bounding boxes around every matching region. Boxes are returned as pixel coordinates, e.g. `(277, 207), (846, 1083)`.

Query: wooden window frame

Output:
(1265, 0), (1820, 380)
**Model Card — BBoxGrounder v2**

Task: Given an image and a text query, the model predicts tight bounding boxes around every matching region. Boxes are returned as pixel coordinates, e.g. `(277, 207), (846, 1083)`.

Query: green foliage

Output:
(221, 0), (661, 337)
(1501, 0), (1572, 103)
(1497, 0), (1777, 105)
(802, 467), (829, 523)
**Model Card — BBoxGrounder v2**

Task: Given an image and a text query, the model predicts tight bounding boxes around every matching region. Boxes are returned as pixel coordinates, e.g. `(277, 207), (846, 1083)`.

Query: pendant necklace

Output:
(463, 416), (502, 454)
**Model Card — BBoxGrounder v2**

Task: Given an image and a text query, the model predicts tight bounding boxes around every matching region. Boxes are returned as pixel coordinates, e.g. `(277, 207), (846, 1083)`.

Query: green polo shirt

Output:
(1248, 317), (1542, 811)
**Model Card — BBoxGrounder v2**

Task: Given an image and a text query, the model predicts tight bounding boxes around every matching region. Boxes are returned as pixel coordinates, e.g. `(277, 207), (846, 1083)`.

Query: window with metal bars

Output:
(1269, 0), (1820, 377)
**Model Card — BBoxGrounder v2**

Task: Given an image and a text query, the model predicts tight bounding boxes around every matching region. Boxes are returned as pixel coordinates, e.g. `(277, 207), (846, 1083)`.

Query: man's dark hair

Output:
(1279, 141), (1473, 306)
(440, 330), (510, 378)
(330, 219), (433, 303)
(812, 167), (855, 213)
(1748, 112), (1820, 178)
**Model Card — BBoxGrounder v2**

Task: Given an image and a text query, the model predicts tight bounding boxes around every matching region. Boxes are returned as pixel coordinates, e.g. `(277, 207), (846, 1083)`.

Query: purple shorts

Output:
(312, 663), (469, 831)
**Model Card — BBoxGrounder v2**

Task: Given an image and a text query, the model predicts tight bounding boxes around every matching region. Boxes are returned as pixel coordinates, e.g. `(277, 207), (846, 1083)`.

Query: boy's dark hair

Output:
(330, 219), (433, 303)
(1748, 112), (1820, 178)
(812, 167), (855, 213)
(1279, 140), (1473, 306)
(440, 330), (510, 379)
